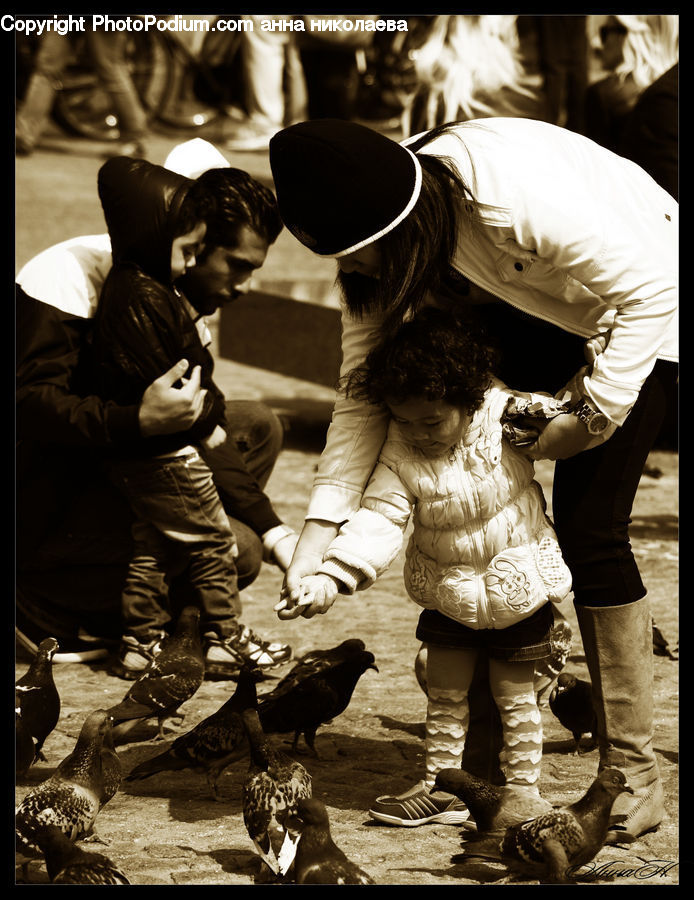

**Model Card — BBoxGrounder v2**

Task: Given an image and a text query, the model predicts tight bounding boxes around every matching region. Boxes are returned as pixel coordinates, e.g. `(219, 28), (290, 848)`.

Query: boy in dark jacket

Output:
(93, 156), (279, 680)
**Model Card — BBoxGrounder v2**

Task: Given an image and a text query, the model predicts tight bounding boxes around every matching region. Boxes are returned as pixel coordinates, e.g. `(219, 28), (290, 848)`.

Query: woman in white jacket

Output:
(292, 307), (573, 825)
(269, 116), (678, 842)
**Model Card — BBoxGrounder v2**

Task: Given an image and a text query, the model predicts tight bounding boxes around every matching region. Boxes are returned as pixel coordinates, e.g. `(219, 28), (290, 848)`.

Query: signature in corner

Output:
(567, 859), (679, 881)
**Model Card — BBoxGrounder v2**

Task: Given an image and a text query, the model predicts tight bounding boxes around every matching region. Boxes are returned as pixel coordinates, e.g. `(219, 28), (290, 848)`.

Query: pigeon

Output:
(15, 636), (61, 775)
(549, 673), (597, 754)
(258, 650), (378, 757)
(433, 768), (554, 831)
(16, 709), (122, 874)
(125, 665), (260, 800)
(241, 706), (313, 877)
(459, 766), (634, 883)
(288, 798), (376, 884)
(652, 618), (677, 660)
(36, 823), (131, 884)
(534, 612), (574, 708)
(107, 606), (205, 742)
(263, 639), (367, 702)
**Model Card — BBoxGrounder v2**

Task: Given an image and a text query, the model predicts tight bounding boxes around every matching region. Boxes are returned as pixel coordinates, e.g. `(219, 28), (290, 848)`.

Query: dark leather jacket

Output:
(93, 157), (225, 457)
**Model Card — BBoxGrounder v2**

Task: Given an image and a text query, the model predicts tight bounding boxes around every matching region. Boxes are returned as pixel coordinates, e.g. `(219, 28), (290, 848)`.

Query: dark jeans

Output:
(16, 401), (283, 642)
(109, 449), (239, 640)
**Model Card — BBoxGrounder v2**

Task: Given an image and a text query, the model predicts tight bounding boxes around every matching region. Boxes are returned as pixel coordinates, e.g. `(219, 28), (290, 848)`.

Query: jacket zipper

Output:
(450, 443), (492, 629)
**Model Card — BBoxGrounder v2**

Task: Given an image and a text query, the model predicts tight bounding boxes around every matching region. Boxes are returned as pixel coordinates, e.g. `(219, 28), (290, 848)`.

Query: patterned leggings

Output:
(425, 644), (542, 790)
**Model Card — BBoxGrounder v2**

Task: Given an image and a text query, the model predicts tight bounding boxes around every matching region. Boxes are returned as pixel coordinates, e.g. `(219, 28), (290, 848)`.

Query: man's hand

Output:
(523, 412), (615, 461)
(270, 531), (299, 572)
(138, 360), (207, 437)
(201, 424), (227, 451)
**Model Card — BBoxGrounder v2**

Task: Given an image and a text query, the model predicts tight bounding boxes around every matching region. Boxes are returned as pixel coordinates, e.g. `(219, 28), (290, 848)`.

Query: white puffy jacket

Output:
(319, 379), (572, 630)
(307, 117), (678, 525)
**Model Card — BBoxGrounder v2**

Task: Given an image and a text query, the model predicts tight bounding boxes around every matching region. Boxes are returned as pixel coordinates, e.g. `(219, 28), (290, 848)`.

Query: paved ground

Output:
(15, 118), (679, 886)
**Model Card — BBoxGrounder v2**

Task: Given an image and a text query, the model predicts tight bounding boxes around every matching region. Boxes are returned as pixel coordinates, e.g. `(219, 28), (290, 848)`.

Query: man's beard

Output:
(177, 273), (234, 316)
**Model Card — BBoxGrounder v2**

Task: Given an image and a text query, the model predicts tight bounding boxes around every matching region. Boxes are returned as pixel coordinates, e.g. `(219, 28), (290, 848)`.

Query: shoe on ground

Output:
(108, 632), (165, 681)
(204, 624), (291, 679)
(15, 613), (113, 664)
(369, 780), (470, 827)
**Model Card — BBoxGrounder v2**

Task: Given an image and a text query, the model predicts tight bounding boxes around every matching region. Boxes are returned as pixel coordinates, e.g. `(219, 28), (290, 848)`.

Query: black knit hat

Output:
(269, 119), (422, 258)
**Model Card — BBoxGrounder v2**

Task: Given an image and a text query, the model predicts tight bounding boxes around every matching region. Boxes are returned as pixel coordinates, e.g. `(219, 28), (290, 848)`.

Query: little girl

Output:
(281, 306), (572, 826)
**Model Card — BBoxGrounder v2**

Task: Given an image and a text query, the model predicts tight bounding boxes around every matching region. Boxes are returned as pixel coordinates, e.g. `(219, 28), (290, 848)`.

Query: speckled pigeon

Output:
(38, 823), (131, 884)
(241, 706), (312, 877)
(107, 606), (205, 741)
(459, 767), (633, 883)
(16, 709), (122, 874)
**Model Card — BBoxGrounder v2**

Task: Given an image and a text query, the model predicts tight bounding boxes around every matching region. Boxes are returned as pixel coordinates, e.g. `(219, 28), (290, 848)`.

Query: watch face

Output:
(587, 414), (609, 435)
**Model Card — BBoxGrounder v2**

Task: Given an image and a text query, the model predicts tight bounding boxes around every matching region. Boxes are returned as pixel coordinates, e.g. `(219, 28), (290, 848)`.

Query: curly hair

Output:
(193, 167), (283, 257)
(342, 304), (498, 415)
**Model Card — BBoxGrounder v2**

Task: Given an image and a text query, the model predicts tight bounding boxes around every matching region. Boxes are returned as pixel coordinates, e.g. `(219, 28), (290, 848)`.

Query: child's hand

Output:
(201, 424), (227, 450)
(583, 331), (610, 365)
(274, 575), (340, 620)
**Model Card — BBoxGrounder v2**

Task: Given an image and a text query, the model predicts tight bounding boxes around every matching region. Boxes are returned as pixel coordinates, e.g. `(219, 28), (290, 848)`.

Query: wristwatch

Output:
(572, 399), (611, 435)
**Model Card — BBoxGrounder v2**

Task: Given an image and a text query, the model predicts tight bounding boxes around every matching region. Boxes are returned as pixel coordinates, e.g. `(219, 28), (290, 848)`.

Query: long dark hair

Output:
(337, 122), (476, 336)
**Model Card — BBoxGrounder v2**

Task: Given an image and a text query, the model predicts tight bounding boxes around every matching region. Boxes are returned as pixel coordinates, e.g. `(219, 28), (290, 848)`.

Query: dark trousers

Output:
(16, 401), (284, 642)
(108, 449), (240, 640)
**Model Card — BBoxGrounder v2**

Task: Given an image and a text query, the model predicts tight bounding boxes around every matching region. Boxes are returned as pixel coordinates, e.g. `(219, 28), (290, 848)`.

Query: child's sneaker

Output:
(109, 633), (165, 681)
(204, 624), (292, 679)
(368, 780), (470, 827)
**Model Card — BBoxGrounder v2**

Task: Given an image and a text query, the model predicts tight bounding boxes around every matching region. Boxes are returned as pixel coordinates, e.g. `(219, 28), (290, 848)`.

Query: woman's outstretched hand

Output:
(276, 519), (340, 620)
(275, 574), (340, 620)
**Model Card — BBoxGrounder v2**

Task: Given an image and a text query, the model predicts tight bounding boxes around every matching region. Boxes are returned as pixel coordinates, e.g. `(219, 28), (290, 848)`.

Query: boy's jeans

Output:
(109, 448), (240, 641)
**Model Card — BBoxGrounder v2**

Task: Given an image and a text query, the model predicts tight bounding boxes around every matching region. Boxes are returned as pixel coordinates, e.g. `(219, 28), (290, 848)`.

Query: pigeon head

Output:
(432, 768), (471, 795)
(556, 672), (578, 691)
(295, 798), (331, 827)
(354, 651), (378, 674)
(37, 637), (60, 659)
(80, 709), (114, 742)
(597, 767), (634, 797)
(178, 606), (201, 625)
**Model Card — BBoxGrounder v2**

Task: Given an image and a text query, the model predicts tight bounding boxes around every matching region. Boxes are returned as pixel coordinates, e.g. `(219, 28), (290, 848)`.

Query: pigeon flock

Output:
(15, 608), (667, 885)
(15, 619), (380, 885)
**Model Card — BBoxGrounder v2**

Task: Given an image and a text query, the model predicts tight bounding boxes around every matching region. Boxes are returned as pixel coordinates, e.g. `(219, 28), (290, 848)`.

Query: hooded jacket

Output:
(93, 157), (225, 458)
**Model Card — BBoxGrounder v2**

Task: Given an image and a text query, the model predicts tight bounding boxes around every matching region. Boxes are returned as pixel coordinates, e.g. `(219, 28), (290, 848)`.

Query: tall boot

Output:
(575, 596), (665, 843)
